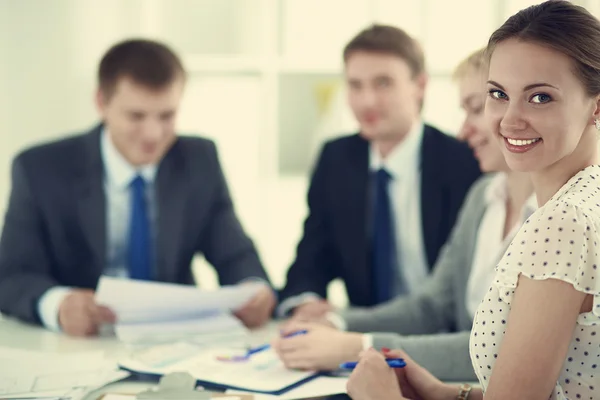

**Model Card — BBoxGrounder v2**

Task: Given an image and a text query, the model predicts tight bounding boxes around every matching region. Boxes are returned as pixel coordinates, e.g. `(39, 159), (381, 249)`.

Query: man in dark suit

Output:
(0, 39), (276, 336)
(278, 25), (481, 318)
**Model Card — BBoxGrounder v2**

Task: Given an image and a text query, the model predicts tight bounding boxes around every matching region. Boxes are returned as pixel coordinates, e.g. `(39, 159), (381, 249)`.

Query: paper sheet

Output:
(114, 312), (247, 344)
(0, 371), (129, 399)
(0, 348), (129, 398)
(102, 395), (244, 400)
(95, 277), (260, 343)
(95, 277), (263, 323)
(0, 348), (105, 373)
(119, 342), (316, 393)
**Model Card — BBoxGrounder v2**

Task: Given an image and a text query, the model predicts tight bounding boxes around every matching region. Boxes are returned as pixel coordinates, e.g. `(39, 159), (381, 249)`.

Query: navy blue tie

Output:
(372, 168), (397, 303)
(128, 175), (151, 280)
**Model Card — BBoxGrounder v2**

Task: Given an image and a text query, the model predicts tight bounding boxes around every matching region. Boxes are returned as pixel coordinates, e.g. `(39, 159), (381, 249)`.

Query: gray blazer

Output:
(0, 125), (270, 324)
(342, 175), (497, 381)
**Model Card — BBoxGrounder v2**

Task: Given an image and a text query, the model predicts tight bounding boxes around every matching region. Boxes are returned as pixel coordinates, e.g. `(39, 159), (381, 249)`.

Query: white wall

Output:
(2, 2), (93, 214)
(3, 0), (598, 306)
(0, 2), (8, 159)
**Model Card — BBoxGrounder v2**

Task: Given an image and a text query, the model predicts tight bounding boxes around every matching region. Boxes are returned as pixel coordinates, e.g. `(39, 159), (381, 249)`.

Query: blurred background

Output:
(2, 0), (599, 306)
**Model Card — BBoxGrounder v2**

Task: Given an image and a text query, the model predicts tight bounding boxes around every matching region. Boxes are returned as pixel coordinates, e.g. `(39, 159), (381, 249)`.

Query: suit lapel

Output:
(155, 141), (188, 282)
(75, 126), (106, 278)
(420, 126), (444, 269)
(340, 136), (371, 301)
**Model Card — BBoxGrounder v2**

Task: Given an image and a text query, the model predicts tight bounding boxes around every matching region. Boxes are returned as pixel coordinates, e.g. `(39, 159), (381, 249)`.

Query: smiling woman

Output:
(346, 2), (600, 400)
(484, 39), (599, 179)
(468, 3), (600, 397)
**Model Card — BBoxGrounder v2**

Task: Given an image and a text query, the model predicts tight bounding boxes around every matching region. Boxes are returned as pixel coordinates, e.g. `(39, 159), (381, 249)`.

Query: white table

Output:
(0, 317), (468, 400)
(0, 316), (281, 399)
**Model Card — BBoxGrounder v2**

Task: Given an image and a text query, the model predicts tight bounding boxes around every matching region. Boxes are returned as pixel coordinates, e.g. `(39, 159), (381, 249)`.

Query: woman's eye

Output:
(531, 93), (552, 104)
(488, 89), (507, 100)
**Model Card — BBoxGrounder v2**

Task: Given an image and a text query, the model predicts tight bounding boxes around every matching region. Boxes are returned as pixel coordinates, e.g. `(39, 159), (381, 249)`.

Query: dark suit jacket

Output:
(279, 124), (481, 307)
(0, 125), (270, 324)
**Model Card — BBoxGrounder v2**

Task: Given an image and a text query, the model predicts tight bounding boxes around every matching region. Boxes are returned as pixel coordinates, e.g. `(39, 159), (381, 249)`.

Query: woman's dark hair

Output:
(487, 0), (600, 96)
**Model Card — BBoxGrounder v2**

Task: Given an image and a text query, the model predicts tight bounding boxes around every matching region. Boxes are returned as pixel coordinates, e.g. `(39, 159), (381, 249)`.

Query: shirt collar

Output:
(100, 130), (158, 189)
(521, 193), (538, 221)
(369, 120), (424, 179)
(484, 173), (508, 204)
(485, 172), (538, 220)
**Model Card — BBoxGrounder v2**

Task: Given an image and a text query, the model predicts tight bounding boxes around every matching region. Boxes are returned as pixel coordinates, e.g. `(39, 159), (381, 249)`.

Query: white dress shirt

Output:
(37, 131), (157, 331)
(278, 121), (428, 316)
(465, 173), (537, 317)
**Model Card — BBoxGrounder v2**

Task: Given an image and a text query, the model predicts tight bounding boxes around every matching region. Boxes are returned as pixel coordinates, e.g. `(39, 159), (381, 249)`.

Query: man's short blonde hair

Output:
(452, 47), (487, 81)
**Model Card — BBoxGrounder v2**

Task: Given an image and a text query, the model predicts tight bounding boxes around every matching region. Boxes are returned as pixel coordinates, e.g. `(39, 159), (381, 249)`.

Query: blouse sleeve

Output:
(494, 199), (600, 324)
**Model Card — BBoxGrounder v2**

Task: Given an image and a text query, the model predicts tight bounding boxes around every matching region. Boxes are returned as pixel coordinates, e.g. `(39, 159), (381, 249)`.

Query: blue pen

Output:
(246, 329), (308, 356)
(339, 358), (406, 369)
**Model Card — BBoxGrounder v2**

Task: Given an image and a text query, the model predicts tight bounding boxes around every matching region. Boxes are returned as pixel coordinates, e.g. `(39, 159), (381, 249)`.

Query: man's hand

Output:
(234, 284), (276, 328)
(272, 321), (363, 371)
(292, 299), (333, 321)
(58, 289), (116, 337)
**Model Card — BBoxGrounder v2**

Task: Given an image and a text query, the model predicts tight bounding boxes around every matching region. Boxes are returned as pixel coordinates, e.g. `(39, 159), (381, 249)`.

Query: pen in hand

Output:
(247, 329), (309, 356)
(339, 358), (406, 370)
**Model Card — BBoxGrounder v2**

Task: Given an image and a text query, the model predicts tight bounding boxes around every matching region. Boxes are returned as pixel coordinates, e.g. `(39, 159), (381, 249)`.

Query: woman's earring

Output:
(595, 118), (600, 131)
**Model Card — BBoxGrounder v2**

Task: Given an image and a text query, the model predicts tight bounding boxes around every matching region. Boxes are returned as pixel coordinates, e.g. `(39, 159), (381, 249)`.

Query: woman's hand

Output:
(347, 347), (461, 400)
(385, 348), (461, 400)
(346, 348), (408, 400)
(272, 321), (363, 370)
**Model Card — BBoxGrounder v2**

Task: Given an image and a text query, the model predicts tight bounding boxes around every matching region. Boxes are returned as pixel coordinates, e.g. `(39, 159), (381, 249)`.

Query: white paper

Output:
(0, 370), (129, 399)
(0, 348), (105, 373)
(95, 277), (263, 323)
(102, 395), (242, 400)
(95, 277), (261, 343)
(115, 312), (247, 344)
(101, 396), (136, 400)
(119, 342), (316, 393)
(226, 376), (347, 400)
(0, 348), (129, 398)
(4, 373), (128, 399)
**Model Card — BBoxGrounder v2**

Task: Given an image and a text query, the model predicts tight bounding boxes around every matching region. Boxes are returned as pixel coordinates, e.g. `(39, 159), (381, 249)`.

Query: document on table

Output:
(0, 347), (129, 398)
(114, 311), (248, 344)
(102, 394), (250, 400)
(118, 341), (317, 394)
(226, 376), (348, 400)
(95, 277), (262, 342)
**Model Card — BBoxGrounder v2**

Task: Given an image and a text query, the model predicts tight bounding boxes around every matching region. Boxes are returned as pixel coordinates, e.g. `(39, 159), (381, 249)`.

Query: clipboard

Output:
(117, 342), (319, 395)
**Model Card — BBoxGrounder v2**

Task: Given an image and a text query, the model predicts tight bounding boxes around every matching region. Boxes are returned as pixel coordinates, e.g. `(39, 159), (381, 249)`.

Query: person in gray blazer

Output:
(0, 39), (275, 336)
(273, 48), (536, 381)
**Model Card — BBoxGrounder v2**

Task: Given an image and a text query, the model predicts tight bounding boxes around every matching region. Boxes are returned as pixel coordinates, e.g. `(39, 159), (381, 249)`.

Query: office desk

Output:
(0, 317), (266, 398)
(0, 317), (346, 400)
(0, 315), (275, 354)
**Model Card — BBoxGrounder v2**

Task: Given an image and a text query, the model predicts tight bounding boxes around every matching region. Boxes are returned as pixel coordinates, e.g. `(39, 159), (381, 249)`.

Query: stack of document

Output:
(118, 341), (318, 395)
(95, 277), (263, 343)
(0, 347), (128, 399)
